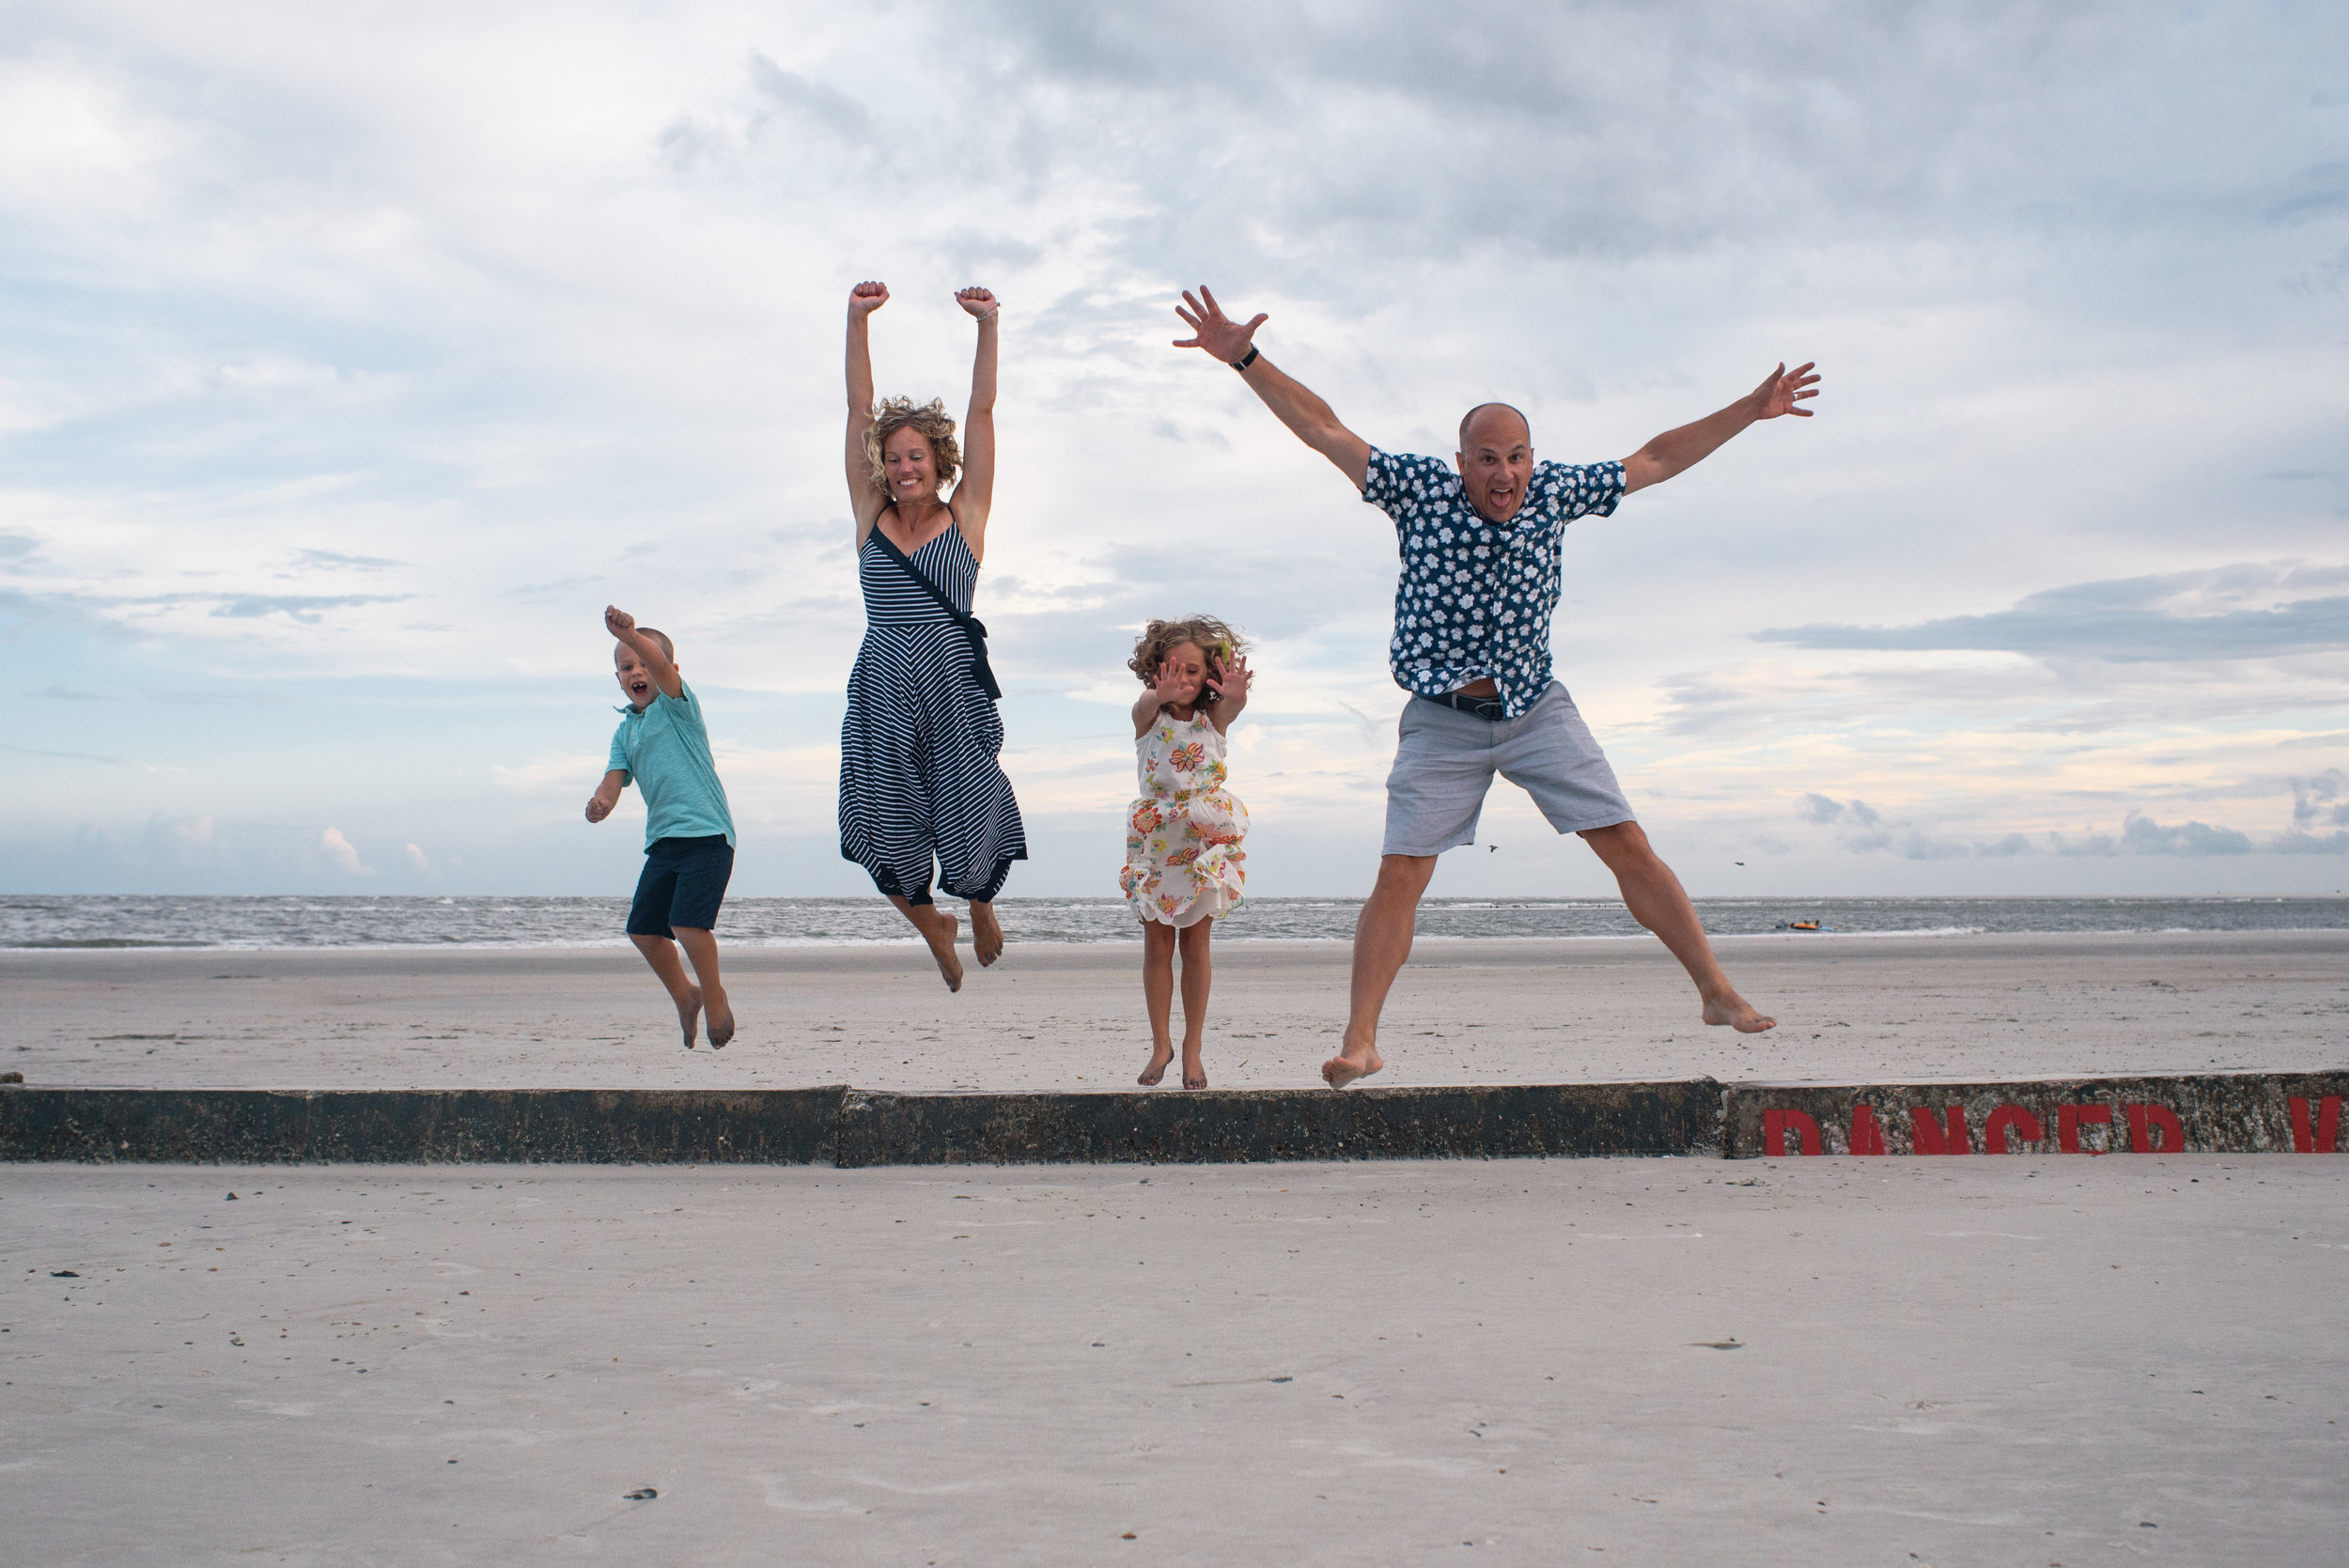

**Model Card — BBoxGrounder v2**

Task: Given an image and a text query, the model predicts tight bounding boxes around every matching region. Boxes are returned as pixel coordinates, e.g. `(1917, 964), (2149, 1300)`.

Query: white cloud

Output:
(4, 1), (2346, 894)
(319, 826), (367, 874)
(402, 842), (428, 871)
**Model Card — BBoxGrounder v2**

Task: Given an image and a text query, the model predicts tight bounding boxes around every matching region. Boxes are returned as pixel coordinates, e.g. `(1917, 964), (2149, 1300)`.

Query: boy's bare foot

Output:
(1702, 989), (1777, 1032)
(1320, 1041), (1383, 1090)
(925, 912), (964, 993)
(676, 984), (703, 1048)
(971, 903), (1004, 967)
(1138, 1043), (1174, 1086)
(706, 991), (736, 1049)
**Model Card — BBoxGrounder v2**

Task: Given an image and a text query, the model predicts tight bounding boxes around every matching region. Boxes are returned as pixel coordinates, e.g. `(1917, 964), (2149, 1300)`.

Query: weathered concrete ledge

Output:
(1, 1074), (2341, 1165)
(1722, 1072), (2349, 1158)
(832, 1080), (1719, 1165)
(0, 1081), (1720, 1166)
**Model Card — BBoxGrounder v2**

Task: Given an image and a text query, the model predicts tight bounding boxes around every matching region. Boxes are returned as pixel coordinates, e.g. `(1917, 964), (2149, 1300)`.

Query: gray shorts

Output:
(1382, 681), (1636, 857)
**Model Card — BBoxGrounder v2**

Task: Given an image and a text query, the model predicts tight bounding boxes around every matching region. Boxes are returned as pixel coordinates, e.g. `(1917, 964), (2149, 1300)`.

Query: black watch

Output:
(1229, 345), (1259, 372)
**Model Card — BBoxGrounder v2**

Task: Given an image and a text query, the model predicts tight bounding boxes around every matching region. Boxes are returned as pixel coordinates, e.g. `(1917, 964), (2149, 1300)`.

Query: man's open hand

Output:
(1750, 362), (1821, 419)
(1173, 287), (1267, 365)
(848, 280), (889, 318)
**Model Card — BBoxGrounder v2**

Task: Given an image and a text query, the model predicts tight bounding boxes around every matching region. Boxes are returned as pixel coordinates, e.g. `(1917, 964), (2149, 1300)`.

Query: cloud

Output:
(211, 594), (409, 622)
(1799, 795), (1881, 828)
(2117, 812), (2253, 856)
(402, 842), (428, 871)
(2290, 768), (2348, 829)
(1754, 564), (2349, 663)
(319, 826), (368, 874)
(290, 549), (405, 572)
(3, 3), (2345, 896)
(4, 742), (129, 766)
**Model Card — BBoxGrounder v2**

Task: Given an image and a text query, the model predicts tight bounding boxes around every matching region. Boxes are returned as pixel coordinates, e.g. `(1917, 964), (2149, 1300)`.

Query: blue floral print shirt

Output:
(1361, 448), (1626, 719)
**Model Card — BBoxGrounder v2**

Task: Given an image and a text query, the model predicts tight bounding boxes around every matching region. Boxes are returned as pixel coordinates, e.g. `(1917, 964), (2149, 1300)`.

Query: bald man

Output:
(1174, 286), (1821, 1088)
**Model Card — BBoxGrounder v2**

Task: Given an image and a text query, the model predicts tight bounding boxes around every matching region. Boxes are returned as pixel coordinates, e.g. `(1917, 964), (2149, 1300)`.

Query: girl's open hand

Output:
(955, 286), (999, 318)
(1149, 655), (1190, 708)
(1204, 652), (1252, 709)
(849, 280), (890, 318)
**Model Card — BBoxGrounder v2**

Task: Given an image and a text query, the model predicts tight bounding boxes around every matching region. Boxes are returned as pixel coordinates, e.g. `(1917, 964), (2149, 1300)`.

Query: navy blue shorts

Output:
(627, 835), (734, 939)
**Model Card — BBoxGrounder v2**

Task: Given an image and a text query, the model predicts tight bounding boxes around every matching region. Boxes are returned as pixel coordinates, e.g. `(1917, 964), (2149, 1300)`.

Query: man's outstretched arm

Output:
(1174, 287), (1372, 491)
(1621, 361), (1821, 495)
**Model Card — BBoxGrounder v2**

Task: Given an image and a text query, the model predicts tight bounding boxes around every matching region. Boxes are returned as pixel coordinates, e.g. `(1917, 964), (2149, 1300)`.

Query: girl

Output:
(839, 280), (1028, 992)
(1121, 617), (1252, 1088)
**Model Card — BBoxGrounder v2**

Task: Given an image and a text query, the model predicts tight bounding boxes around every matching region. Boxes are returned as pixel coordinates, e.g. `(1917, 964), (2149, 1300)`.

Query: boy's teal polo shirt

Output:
(608, 682), (736, 848)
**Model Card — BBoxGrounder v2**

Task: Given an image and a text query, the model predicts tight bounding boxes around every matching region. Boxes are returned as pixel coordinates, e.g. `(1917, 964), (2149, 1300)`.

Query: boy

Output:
(585, 605), (738, 1048)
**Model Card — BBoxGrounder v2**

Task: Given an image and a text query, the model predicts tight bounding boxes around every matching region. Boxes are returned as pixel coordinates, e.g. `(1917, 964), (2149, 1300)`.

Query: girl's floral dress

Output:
(1119, 707), (1249, 926)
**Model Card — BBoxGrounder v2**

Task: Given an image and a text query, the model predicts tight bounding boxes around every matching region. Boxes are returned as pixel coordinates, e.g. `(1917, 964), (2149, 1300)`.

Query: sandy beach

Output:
(7, 1156), (2344, 1564)
(6, 930), (2345, 1092)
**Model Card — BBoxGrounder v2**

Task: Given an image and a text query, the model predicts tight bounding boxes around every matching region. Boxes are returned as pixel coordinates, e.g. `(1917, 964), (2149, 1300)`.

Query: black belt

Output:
(1423, 690), (1509, 721)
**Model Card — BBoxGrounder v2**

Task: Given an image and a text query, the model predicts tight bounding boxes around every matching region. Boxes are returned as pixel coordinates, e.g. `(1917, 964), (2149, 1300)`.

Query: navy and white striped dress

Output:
(838, 524), (1026, 904)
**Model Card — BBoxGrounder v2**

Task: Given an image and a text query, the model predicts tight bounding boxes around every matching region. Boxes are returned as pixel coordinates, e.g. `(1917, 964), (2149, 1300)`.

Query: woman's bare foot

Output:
(1320, 1041), (1383, 1090)
(705, 990), (736, 1049)
(1702, 989), (1777, 1032)
(971, 902), (1004, 967)
(1182, 1048), (1206, 1091)
(925, 912), (964, 993)
(675, 984), (704, 1049)
(1139, 1042), (1174, 1086)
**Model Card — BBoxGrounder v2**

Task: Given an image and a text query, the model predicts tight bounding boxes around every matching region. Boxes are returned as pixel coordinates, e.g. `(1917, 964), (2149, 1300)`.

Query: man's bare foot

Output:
(925, 912), (964, 993)
(706, 991), (736, 1049)
(1703, 990), (1777, 1032)
(675, 984), (703, 1048)
(971, 903), (1004, 968)
(1320, 1044), (1383, 1090)
(1139, 1043), (1173, 1087)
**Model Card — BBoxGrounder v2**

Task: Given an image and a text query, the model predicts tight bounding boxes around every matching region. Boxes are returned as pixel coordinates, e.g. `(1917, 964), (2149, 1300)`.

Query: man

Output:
(1173, 286), (1820, 1088)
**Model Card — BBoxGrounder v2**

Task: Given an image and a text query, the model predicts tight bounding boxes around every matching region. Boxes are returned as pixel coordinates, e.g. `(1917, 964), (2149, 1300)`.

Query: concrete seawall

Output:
(3, 1072), (2342, 1163)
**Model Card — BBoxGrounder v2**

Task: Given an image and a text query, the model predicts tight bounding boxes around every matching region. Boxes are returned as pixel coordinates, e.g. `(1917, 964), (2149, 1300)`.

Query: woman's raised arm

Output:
(845, 280), (890, 542)
(950, 286), (998, 559)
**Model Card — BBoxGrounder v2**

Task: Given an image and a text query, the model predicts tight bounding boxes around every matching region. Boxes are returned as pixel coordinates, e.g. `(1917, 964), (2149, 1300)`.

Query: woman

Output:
(839, 279), (1026, 990)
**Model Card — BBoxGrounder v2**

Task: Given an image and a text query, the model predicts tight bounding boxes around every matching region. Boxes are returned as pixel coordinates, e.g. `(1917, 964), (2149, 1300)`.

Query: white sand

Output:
(6, 930), (2345, 1091)
(5, 1157), (2343, 1563)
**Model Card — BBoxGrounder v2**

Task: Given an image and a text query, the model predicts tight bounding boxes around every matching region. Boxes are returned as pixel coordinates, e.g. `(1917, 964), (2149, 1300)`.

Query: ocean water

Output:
(4, 894), (2347, 952)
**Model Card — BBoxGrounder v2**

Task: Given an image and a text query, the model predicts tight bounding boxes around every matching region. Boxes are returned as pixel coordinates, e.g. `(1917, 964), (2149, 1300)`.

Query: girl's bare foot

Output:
(706, 990), (736, 1049)
(1138, 1042), (1174, 1086)
(1320, 1041), (1382, 1089)
(1182, 1050), (1206, 1091)
(1702, 989), (1777, 1032)
(925, 912), (964, 993)
(971, 902), (1004, 967)
(676, 984), (704, 1049)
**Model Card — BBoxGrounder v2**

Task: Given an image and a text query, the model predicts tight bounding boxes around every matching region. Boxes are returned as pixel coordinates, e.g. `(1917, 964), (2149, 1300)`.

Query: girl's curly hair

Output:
(1128, 615), (1248, 704)
(862, 396), (962, 495)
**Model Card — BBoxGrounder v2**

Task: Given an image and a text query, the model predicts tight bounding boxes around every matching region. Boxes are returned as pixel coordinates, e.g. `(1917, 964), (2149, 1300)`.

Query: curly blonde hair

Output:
(862, 396), (962, 495)
(1128, 615), (1248, 703)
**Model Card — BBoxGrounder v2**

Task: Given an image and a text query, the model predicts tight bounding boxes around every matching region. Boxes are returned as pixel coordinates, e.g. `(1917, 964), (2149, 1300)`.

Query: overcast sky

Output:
(6, 0), (2347, 899)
